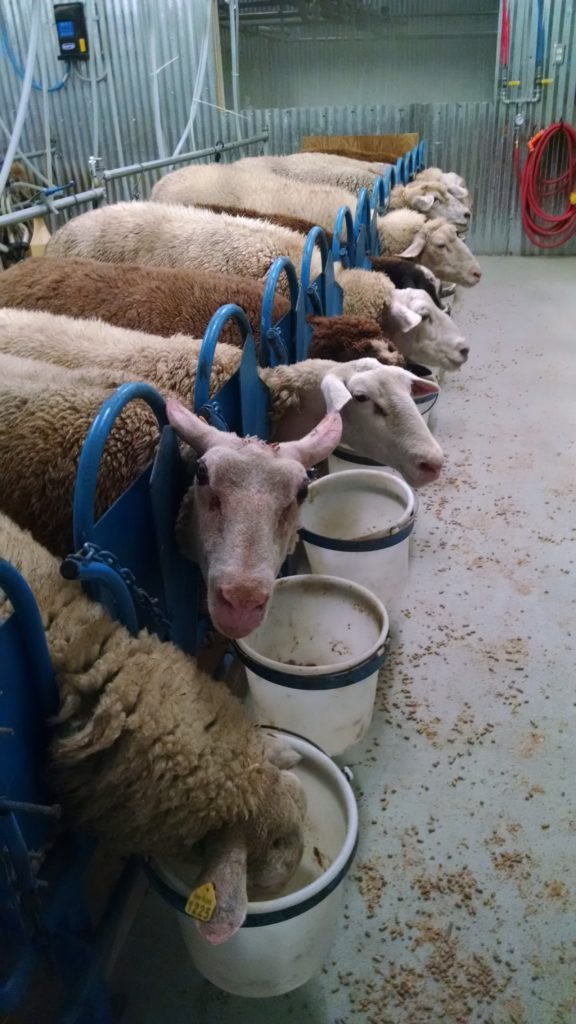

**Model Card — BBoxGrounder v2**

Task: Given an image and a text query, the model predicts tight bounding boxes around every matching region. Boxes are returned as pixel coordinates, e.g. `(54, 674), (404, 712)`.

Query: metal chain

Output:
(76, 543), (171, 633)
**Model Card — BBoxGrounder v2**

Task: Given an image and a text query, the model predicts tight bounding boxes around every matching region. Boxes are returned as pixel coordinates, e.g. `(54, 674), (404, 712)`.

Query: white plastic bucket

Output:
(236, 575), (389, 755)
(299, 469), (416, 606)
(148, 730), (359, 997)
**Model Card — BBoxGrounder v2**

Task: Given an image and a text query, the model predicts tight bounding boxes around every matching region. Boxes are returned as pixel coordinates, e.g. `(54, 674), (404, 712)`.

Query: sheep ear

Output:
(262, 730), (302, 769)
(408, 373), (440, 398)
(195, 828), (248, 946)
(306, 315), (325, 328)
(399, 231), (426, 258)
(51, 695), (126, 763)
(166, 397), (241, 454)
(320, 372), (352, 413)
(411, 194), (436, 213)
(277, 410), (342, 469)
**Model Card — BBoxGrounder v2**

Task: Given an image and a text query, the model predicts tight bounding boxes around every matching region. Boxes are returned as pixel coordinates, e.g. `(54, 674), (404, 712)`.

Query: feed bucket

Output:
(299, 469), (416, 605)
(236, 575), (388, 755)
(149, 729), (359, 997)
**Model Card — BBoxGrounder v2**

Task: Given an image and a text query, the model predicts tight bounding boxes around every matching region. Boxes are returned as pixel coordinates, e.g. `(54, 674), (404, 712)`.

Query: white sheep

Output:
(378, 210), (481, 286)
(236, 152), (380, 194)
(0, 308), (443, 487)
(0, 346), (342, 637)
(389, 180), (470, 230)
(415, 167), (471, 206)
(0, 511), (307, 944)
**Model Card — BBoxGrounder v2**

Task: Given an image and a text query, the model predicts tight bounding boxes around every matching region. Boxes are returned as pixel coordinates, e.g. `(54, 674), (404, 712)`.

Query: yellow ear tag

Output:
(184, 882), (217, 922)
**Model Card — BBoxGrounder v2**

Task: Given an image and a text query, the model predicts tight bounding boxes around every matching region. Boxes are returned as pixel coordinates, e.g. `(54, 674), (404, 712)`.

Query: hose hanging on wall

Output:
(515, 122), (576, 249)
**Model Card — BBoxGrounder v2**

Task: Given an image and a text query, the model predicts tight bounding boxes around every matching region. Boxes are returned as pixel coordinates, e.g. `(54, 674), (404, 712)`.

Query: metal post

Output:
(0, 188), (106, 229)
(100, 132), (268, 183)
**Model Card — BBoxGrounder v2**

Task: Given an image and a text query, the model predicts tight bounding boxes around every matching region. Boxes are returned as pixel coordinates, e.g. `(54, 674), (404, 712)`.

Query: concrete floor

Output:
(112, 256), (576, 1024)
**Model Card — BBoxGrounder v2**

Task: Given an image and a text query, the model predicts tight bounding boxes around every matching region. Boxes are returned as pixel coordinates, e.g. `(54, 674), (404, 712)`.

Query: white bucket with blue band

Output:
(148, 730), (359, 997)
(299, 469), (416, 606)
(235, 575), (389, 756)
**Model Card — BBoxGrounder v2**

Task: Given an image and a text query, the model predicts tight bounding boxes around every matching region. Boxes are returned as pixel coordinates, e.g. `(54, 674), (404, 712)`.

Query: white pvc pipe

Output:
(229, 0), (241, 140)
(172, 0), (212, 158)
(38, 14), (53, 187)
(88, 0), (100, 158)
(0, 1), (41, 196)
(148, 2), (167, 159)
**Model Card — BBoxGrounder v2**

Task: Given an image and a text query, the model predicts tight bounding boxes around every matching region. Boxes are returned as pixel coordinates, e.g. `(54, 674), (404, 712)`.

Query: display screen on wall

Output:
(218, 0), (500, 109)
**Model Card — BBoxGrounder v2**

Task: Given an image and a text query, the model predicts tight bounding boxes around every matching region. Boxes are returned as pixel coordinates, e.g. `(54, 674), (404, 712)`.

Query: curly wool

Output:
(0, 513), (300, 858)
(46, 202), (322, 294)
(195, 203), (334, 248)
(389, 179), (451, 210)
(150, 163), (355, 236)
(336, 267), (396, 320)
(0, 259), (289, 343)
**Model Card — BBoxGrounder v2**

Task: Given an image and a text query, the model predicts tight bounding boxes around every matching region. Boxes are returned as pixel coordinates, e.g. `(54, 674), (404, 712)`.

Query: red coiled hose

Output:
(514, 121), (576, 249)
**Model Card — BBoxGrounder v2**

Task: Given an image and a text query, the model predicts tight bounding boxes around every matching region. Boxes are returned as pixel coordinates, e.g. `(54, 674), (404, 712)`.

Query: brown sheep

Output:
(0, 258), (290, 344)
(307, 315), (405, 366)
(195, 203), (334, 248)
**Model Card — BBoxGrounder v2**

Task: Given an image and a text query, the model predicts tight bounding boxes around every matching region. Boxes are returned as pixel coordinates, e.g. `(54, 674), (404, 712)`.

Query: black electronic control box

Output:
(54, 3), (89, 61)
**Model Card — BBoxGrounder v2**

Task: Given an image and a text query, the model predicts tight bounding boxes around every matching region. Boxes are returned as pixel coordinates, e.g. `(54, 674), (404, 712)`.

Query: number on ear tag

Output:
(185, 882), (217, 922)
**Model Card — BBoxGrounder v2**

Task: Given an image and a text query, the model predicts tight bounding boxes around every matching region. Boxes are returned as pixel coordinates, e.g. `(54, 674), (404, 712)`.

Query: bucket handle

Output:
(370, 175), (390, 214)
(416, 140), (426, 171)
(73, 382), (167, 549)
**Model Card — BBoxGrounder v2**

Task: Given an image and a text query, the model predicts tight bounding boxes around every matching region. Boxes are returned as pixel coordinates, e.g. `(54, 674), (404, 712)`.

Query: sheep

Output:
(0, 511), (308, 943)
(195, 203), (334, 248)
(373, 289), (469, 371)
(46, 202), (323, 294)
(389, 180), (470, 230)
(236, 155), (469, 228)
(378, 210), (482, 286)
(150, 163), (356, 232)
(235, 152), (380, 194)
(307, 316), (405, 366)
(415, 167), (471, 206)
(0, 345), (343, 637)
(44, 203), (421, 337)
(370, 255), (444, 308)
(148, 164), (479, 284)
(0, 258), (290, 344)
(0, 309), (442, 488)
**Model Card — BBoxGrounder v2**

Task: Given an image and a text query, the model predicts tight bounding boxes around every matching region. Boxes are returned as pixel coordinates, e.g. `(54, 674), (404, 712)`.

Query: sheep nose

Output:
(217, 584), (269, 612)
(472, 270), (482, 280)
(418, 456), (443, 480)
(459, 346), (470, 358)
(463, 210), (471, 220)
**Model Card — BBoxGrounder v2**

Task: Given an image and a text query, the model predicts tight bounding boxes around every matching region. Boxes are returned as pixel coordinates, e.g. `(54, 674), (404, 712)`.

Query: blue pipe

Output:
(0, 27), (70, 92)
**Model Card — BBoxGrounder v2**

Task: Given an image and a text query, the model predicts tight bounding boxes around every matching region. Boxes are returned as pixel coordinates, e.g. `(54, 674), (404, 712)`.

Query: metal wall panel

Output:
(1, 0), (574, 253)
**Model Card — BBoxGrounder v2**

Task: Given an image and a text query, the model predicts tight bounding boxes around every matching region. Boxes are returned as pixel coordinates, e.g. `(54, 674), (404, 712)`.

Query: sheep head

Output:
(397, 216), (482, 287)
(167, 398), (342, 639)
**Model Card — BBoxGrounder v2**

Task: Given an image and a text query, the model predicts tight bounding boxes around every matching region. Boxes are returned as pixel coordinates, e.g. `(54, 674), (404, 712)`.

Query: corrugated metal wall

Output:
(1, 0), (575, 253)
(0, 0), (249, 204)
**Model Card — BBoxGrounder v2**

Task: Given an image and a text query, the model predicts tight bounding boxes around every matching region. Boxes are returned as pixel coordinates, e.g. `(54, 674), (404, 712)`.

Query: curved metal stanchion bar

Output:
(416, 139), (426, 172)
(194, 304), (254, 412)
(0, 561), (58, 719)
(260, 257), (300, 367)
(331, 206), (355, 269)
(73, 383), (168, 549)
(395, 156), (406, 186)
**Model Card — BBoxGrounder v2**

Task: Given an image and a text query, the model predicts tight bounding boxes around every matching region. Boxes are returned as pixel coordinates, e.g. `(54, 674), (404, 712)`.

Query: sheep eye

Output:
(435, 242), (447, 249)
(196, 461), (209, 485)
(296, 482), (309, 505)
(420, 311), (431, 320)
(354, 393), (369, 403)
